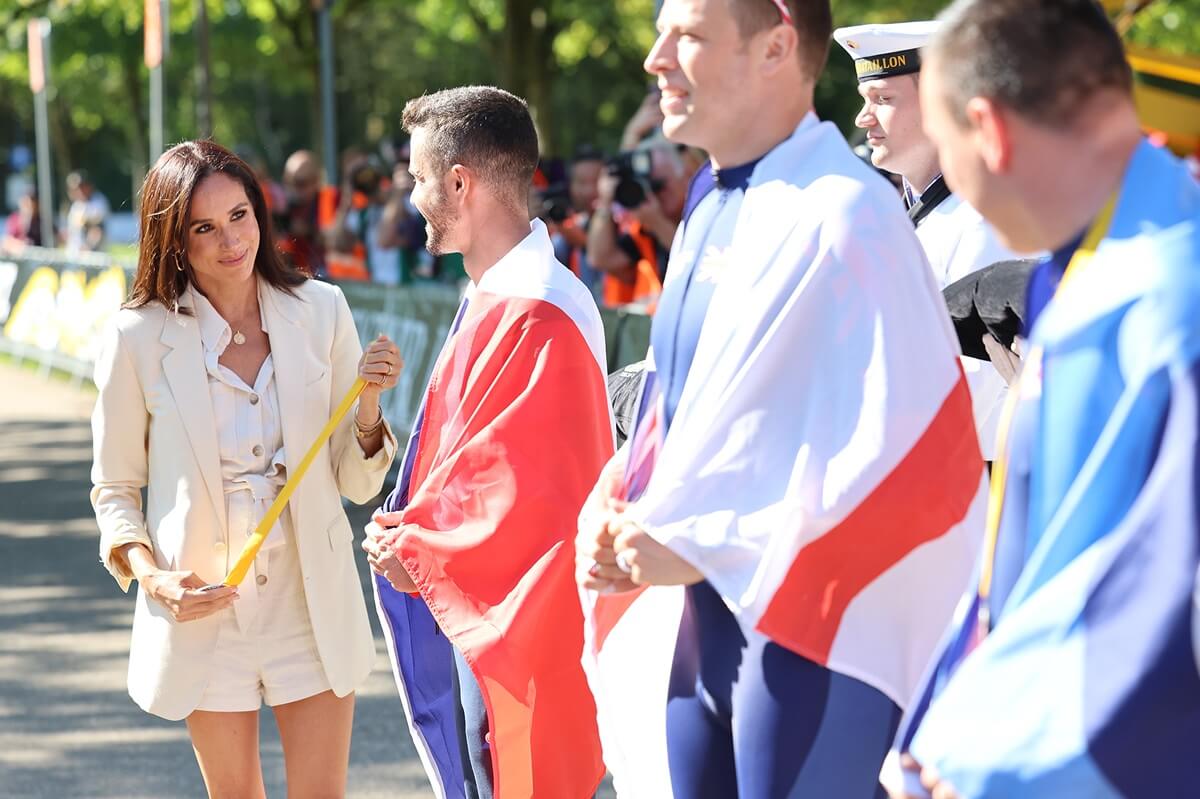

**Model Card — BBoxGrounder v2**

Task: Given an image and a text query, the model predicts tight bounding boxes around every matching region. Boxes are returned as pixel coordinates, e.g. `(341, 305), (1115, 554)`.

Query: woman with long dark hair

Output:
(91, 140), (401, 797)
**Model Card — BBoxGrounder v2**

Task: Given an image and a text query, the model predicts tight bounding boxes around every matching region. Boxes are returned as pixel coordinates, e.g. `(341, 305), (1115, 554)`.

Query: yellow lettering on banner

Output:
(57, 268), (127, 360)
(855, 53), (910, 77)
(4, 266), (127, 361)
(4, 267), (59, 350)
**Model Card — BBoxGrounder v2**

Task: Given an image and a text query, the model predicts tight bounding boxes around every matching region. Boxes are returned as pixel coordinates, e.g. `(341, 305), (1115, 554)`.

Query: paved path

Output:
(0, 364), (432, 798)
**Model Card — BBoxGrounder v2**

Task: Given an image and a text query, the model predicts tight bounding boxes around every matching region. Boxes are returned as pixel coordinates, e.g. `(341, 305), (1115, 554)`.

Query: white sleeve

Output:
(90, 321), (152, 591)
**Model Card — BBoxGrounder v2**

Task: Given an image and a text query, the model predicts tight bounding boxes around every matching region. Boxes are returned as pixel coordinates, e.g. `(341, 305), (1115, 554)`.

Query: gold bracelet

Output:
(354, 412), (384, 439)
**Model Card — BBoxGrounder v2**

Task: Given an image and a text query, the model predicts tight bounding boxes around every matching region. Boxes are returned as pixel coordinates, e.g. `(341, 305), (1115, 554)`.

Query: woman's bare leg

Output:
(273, 690), (355, 799)
(186, 709), (266, 799)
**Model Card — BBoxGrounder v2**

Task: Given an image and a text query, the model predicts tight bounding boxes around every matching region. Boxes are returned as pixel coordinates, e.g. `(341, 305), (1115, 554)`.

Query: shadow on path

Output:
(0, 416), (429, 798)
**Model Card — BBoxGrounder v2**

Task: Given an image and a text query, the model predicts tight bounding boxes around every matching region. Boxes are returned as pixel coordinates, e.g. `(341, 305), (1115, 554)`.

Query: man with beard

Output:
(362, 86), (612, 799)
(890, 2), (1200, 797)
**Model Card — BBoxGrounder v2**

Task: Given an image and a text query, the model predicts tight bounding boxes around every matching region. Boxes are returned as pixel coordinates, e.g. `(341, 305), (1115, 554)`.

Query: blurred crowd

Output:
(256, 87), (704, 311)
(0, 82), (898, 321)
(3, 169), (111, 255)
(3, 70), (999, 322)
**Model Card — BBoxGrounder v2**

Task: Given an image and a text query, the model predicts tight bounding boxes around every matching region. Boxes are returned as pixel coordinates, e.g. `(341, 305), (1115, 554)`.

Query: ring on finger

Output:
(386, 364), (392, 377)
(615, 549), (634, 575)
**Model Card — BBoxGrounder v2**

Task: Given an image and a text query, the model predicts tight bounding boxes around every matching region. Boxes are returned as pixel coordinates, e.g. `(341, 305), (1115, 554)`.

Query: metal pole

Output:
(317, 2), (338, 184)
(28, 19), (53, 248)
(195, 0), (213, 137)
(150, 65), (163, 163)
(34, 92), (53, 248)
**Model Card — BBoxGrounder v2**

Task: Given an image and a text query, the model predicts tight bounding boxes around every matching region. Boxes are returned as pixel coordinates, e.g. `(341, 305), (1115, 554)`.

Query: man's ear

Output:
(448, 164), (471, 201)
(759, 23), (799, 77)
(967, 96), (1012, 174)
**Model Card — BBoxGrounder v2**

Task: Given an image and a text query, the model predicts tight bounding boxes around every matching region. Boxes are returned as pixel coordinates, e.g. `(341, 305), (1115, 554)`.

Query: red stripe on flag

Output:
(756, 374), (982, 663)
(591, 586), (648, 655)
(621, 395), (661, 502)
(397, 291), (610, 798)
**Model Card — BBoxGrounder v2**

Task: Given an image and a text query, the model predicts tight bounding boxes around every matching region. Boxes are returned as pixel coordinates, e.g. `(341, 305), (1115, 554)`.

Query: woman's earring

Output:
(176, 255), (185, 272)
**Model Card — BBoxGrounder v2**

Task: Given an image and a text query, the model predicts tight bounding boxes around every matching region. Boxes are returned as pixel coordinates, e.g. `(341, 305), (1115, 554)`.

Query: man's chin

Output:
(660, 113), (694, 144)
(426, 240), (461, 258)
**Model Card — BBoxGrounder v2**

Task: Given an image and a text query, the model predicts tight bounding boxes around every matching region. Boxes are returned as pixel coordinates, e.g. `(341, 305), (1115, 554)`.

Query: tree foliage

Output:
(0, 0), (1196, 212)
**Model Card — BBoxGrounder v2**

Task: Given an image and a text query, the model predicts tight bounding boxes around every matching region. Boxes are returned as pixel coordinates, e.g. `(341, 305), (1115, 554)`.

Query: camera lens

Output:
(614, 178), (647, 208)
(542, 196), (570, 223)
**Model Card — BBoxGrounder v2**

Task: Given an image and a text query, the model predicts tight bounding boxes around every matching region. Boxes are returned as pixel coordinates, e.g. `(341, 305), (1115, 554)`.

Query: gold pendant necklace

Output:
(233, 330), (246, 345)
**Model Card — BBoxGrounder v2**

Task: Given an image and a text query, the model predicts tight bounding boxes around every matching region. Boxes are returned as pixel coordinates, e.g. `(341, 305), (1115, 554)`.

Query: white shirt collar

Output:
(474, 219), (555, 294)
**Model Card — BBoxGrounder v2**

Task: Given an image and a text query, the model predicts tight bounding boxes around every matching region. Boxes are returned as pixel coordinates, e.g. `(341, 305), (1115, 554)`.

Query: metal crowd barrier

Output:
(0, 246), (134, 387)
(0, 247), (651, 435)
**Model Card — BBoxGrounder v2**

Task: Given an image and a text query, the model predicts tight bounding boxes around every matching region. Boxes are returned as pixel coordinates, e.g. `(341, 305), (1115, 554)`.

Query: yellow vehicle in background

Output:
(1107, 0), (1200, 157)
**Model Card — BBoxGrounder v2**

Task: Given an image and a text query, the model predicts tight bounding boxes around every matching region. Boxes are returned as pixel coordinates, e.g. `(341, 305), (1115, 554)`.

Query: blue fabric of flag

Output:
(649, 157), (759, 433)
(375, 296), (471, 799)
(1024, 231), (1084, 336)
(901, 140), (1200, 797)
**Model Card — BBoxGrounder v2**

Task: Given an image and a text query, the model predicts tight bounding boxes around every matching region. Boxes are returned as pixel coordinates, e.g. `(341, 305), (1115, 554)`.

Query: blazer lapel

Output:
(260, 284), (309, 534)
(160, 308), (228, 539)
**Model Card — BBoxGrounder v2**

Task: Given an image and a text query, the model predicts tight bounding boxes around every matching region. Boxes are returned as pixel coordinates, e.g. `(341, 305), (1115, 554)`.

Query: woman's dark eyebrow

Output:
(190, 202), (248, 227)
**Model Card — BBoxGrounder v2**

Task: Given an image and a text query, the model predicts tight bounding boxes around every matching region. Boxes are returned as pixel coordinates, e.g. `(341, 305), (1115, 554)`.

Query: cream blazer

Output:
(90, 278), (395, 720)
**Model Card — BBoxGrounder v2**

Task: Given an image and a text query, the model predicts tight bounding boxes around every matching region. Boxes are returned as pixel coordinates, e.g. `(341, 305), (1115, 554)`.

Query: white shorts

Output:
(194, 537), (331, 712)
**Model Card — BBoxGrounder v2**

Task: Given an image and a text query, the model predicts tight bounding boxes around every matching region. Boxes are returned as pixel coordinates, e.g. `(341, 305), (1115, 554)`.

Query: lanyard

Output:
(973, 193), (1118, 638)
(219, 377), (368, 586)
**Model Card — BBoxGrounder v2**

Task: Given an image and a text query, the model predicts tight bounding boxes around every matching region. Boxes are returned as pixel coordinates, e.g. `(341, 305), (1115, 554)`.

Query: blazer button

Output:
(215, 542), (226, 552)
(256, 574), (268, 586)
(252, 444), (264, 457)
(249, 394), (260, 405)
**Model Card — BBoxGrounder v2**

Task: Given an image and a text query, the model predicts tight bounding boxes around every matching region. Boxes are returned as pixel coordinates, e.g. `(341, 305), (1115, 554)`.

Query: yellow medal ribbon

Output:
(974, 194), (1118, 637)
(221, 377), (368, 586)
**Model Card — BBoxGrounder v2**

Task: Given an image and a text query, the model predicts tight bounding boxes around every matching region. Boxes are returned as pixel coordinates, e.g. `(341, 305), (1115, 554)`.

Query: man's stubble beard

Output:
(423, 190), (459, 257)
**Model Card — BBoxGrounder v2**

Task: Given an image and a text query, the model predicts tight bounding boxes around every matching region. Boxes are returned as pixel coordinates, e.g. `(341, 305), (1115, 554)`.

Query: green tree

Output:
(1, 0), (1197, 217)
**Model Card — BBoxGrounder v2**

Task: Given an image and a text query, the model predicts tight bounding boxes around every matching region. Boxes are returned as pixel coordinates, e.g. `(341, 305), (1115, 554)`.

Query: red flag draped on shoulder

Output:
(393, 220), (612, 798)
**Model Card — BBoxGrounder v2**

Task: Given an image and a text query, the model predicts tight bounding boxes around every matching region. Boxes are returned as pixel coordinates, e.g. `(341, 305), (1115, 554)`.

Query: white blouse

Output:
(191, 286), (291, 558)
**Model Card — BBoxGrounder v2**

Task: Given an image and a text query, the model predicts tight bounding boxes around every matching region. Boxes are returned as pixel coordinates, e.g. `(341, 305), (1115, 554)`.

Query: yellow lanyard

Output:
(974, 195), (1117, 637)
(221, 377), (368, 586)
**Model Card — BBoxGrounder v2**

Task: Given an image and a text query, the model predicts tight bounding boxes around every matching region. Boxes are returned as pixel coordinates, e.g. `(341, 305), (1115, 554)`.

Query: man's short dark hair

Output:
(930, 0), (1132, 129)
(728, 0), (832, 81)
(401, 86), (539, 206)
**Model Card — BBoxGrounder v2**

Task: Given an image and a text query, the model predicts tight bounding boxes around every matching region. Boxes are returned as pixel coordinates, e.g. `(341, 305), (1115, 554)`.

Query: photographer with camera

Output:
(377, 143), (435, 284)
(540, 147), (606, 300)
(274, 150), (326, 277)
(587, 142), (688, 310)
(325, 152), (401, 284)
